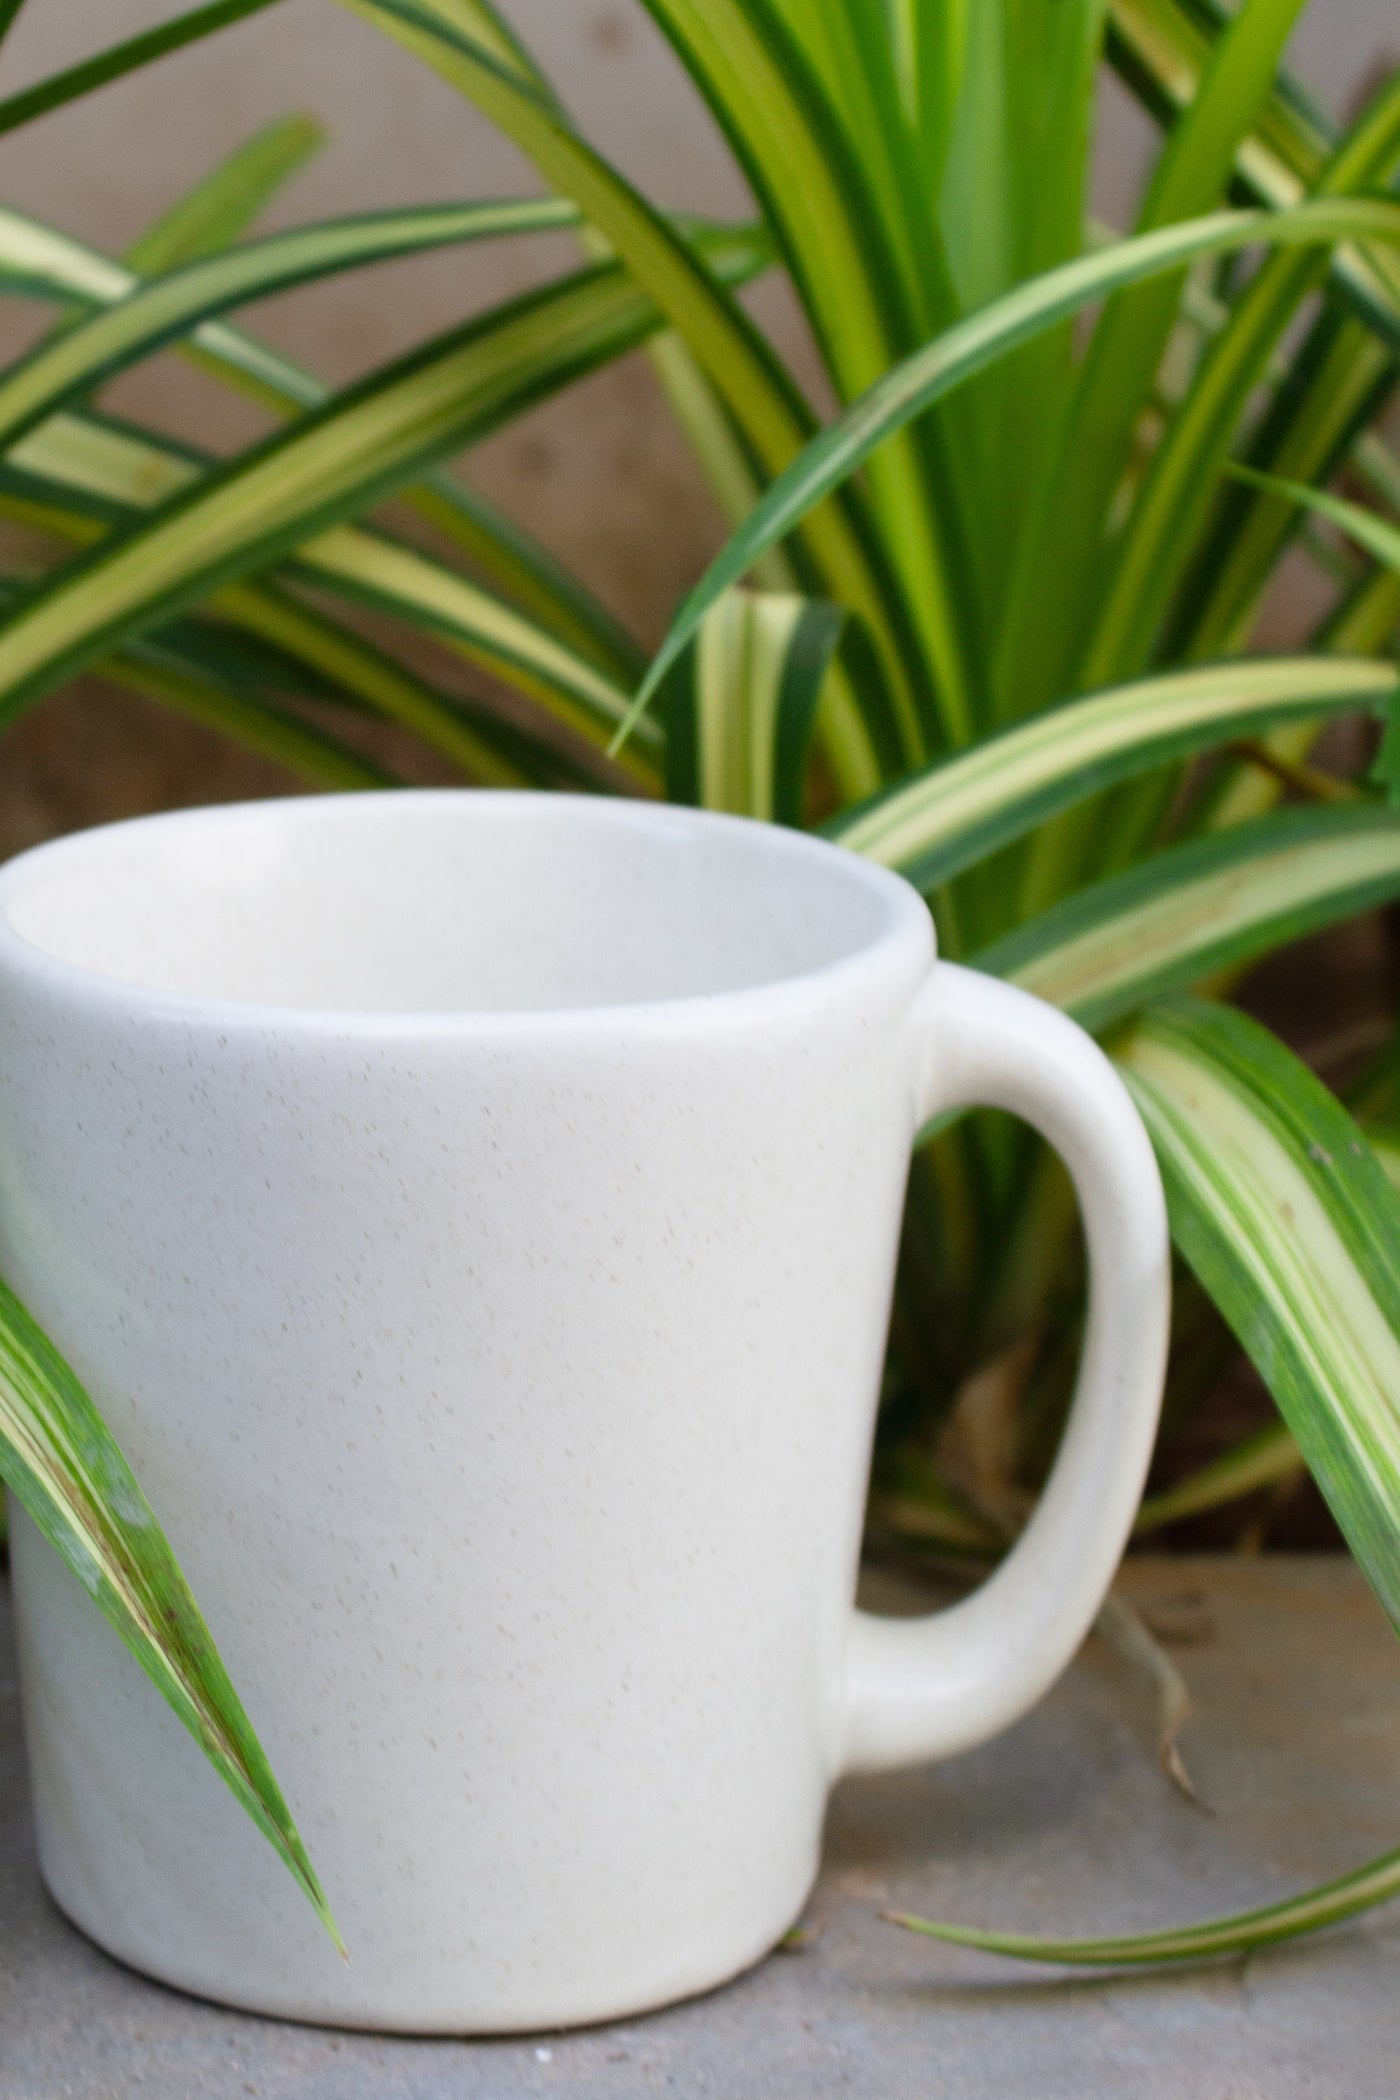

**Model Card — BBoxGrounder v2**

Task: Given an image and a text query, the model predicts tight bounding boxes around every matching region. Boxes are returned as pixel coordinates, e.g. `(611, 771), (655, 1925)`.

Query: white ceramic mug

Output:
(0, 791), (1169, 2033)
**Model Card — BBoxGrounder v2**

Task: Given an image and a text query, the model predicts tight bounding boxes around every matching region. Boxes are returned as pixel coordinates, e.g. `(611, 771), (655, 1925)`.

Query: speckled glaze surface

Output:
(0, 793), (1168, 2034)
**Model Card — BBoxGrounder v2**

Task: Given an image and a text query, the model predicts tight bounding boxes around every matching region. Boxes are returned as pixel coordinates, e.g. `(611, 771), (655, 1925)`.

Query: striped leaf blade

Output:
(0, 562), (396, 788)
(830, 656), (1397, 889)
(1225, 469), (1400, 801)
(123, 112), (326, 274)
(0, 198), (584, 457)
(895, 998), (1400, 1967)
(890, 1844), (1400, 1966)
(293, 525), (654, 763)
(0, 0), (289, 139)
(393, 474), (646, 686)
(97, 640), (392, 791)
(0, 202), (724, 683)
(664, 588), (843, 824)
(0, 440), (572, 787)
(1230, 463), (1400, 576)
(335, 0), (928, 766)
(976, 804), (1400, 1032)
(0, 1273), (339, 1946)
(996, 0), (1315, 717)
(636, 0), (968, 748)
(0, 225), (770, 747)
(1181, 309), (1395, 663)
(1079, 69), (1400, 689)
(1121, 999), (1400, 1629)
(1107, 0), (1400, 343)
(617, 194), (1400, 742)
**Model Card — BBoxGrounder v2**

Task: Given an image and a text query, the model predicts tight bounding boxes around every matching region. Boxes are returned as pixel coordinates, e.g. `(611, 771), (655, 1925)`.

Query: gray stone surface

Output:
(2, 1556), (1399, 2097)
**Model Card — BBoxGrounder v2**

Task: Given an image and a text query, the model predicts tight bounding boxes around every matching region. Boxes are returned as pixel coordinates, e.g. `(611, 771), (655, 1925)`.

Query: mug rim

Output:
(0, 791), (935, 1038)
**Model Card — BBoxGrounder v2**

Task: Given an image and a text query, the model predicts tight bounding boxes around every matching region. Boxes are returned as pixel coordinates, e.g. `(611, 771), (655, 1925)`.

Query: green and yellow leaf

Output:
(0, 1274), (339, 1946)
(663, 588), (844, 824)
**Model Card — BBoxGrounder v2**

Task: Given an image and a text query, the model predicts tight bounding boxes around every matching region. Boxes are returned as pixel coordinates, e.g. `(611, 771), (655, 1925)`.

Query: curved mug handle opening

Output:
(839, 962), (1171, 1776)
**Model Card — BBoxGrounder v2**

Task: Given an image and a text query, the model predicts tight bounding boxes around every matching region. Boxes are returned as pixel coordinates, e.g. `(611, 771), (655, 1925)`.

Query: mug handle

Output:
(838, 962), (1171, 1775)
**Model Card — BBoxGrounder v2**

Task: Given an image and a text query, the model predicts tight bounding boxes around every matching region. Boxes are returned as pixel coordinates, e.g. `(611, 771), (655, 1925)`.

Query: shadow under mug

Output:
(0, 791), (1169, 2032)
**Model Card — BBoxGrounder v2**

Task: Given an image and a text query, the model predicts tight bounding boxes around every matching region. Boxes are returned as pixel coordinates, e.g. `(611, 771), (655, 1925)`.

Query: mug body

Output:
(0, 792), (932, 2031)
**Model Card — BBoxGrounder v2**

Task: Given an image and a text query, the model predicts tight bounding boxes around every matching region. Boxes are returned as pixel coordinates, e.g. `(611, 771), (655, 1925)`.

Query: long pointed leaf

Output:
(0, 204), (652, 684)
(1230, 463), (1400, 575)
(617, 196), (1400, 745)
(1123, 1000), (1400, 1629)
(0, 0), (289, 139)
(0, 564), (395, 789)
(94, 640), (392, 791)
(635, 0), (968, 747)
(894, 998), (1400, 1968)
(1107, 0), (1400, 344)
(0, 229), (772, 747)
(0, 433), (572, 786)
(830, 657), (1396, 890)
(334, 0), (928, 766)
(0, 1274), (339, 1946)
(396, 474), (645, 685)
(1133, 1420), (1302, 1533)
(997, 0), (1312, 716)
(663, 588), (843, 824)
(0, 199), (584, 457)
(124, 112), (326, 275)
(978, 804), (1400, 1032)
(1080, 70), (1400, 687)
(890, 1843), (1400, 1965)
(290, 525), (654, 761)
(1182, 309), (1396, 660)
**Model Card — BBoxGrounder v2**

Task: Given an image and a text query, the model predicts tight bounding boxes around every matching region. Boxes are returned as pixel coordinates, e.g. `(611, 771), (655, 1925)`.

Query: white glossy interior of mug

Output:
(0, 792), (913, 1015)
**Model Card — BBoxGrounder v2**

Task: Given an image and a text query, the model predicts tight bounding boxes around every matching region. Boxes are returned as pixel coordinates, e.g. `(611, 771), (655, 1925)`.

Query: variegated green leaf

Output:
(1226, 468), (1400, 800)
(1106, 0), (1400, 344)
(977, 804), (1400, 1032)
(1182, 308), (1396, 663)
(0, 199), (584, 457)
(0, 225), (772, 753)
(894, 996), (1400, 1966)
(0, 0), (289, 139)
(1134, 1420), (1302, 1534)
(0, 204), (739, 685)
(0, 1273), (339, 1946)
(890, 1843), (1400, 1966)
(618, 194), (1400, 745)
(291, 525), (654, 763)
(998, 0), (1314, 718)
(1230, 463), (1400, 577)
(0, 567), (393, 789)
(334, 0), (928, 766)
(1121, 999), (1400, 1626)
(96, 640), (392, 791)
(831, 657), (1396, 889)
(635, 0), (969, 747)
(124, 114), (326, 275)
(0, 441), (568, 787)
(1080, 69), (1400, 689)
(664, 588), (844, 824)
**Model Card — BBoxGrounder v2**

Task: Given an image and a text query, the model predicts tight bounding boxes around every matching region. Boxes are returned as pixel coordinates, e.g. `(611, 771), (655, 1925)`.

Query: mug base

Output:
(38, 1863), (812, 2037)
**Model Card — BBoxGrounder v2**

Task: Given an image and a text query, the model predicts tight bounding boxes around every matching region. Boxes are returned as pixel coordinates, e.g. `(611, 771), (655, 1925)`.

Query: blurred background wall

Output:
(0, 0), (1394, 850)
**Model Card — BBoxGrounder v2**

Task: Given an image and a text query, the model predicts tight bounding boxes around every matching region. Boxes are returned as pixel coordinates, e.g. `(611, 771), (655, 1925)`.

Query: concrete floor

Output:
(1, 1556), (1398, 2097)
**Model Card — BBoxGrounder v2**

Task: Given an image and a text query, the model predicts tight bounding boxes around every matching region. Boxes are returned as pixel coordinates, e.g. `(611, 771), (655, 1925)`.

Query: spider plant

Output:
(2, 0), (1400, 1963)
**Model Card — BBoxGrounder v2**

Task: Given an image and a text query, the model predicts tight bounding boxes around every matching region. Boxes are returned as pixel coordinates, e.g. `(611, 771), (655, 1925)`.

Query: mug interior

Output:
(0, 793), (913, 1016)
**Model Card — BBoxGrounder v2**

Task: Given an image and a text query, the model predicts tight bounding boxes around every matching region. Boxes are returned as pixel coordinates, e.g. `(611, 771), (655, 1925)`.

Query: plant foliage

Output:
(0, 0), (1398, 1961)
